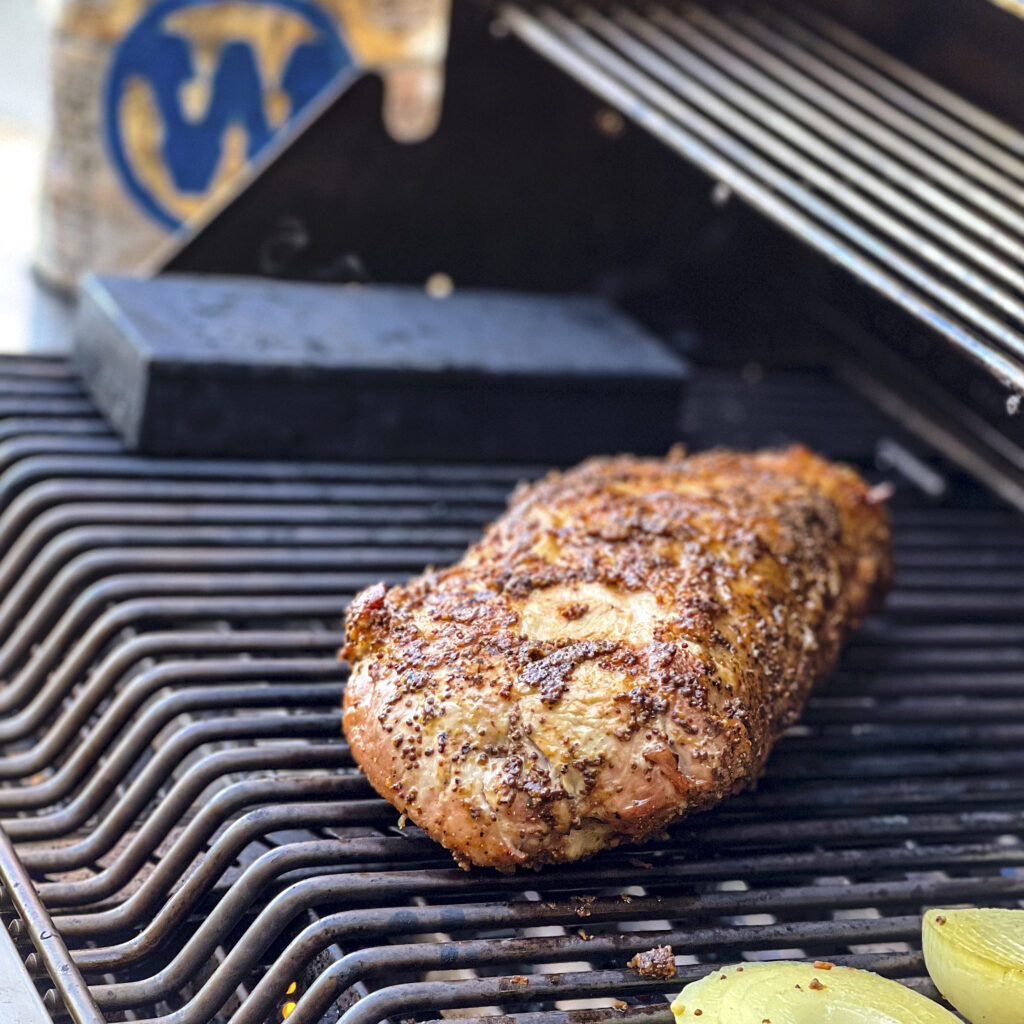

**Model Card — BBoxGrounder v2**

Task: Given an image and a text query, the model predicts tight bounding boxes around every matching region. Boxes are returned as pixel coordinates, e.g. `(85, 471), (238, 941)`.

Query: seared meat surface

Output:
(342, 446), (892, 870)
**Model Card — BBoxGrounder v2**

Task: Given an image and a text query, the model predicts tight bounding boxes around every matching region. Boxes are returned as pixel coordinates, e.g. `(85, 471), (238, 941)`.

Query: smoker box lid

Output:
(73, 275), (688, 462)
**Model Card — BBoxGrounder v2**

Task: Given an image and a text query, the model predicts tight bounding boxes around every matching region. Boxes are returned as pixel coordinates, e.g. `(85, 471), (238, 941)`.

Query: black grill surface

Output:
(0, 356), (1021, 1024)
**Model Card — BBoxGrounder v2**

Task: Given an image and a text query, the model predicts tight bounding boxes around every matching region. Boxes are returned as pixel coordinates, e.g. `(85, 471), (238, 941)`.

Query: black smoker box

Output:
(3, 0), (1024, 1021)
(73, 276), (687, 462)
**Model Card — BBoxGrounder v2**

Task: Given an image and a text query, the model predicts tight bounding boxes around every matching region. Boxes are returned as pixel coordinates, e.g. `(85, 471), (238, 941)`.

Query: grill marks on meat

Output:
(342, 446), (892, 870)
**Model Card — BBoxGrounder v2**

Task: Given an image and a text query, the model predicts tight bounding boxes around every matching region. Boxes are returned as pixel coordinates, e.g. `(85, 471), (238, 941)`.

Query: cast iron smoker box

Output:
(73, 275), (688, 462)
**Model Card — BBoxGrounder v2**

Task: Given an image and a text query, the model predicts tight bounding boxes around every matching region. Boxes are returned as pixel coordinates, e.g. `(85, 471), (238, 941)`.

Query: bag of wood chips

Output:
(36, 0), (450, 291)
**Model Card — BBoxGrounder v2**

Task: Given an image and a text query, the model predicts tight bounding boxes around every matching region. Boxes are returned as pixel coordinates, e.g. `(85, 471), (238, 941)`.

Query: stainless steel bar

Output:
(766, 3), (1024, 179)
(0, 514), (477, 603)
(57, 793), (376, 941)
(0, 657), (340, 781)
(243, 915), (920, 1024)
(0, 682), (341, 811)
(767, 745), (1024, 780)
(0, 828), (105, 1024)
(580, 1), (1018, 342)
(115, 870), (1024, 1024)
(80, 834), (1021, 984)
(600, 7), (1024, 333)
(502, 4), (1024, 390)
(66, 840), (424, 975)
(0, 378), (82, 397)
(0, 451), (531, 493)
(731, 4), (1024, 212)
(329, 956), (926, 1024)
(0, 435), (123, 475)
(0, 585), (357, 714)
(830, 671), (1024, 696)
(37, 746), (352, 904)
(694, 806), (1024, 845)
(0, 397), (96, 418)
(0, 628), (341, 755)
(0, 358), (75, 379)
(679, 2), (1024, 263)
(0, 418), (109, 441)
(649, 5), (1024, 297)
(0, 480), (501, 556)
(0, 546), (445, 670)
(2, 712), (342, 841)
(419, 1006), (672, 1024)
(785, 0), (1024, 155)
(66, 838), (414, 974)
(0, 502), (494, 578)
(0, 357), (1019, 1024)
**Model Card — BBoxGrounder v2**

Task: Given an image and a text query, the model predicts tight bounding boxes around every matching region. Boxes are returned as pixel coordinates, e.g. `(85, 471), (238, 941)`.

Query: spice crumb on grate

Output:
(626, 945), (677, 979)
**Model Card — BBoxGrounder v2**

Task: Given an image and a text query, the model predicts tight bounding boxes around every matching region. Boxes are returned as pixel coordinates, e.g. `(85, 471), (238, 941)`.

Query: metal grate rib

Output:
(501, 0), (1024, 393)
(0, 356), (1022, 1024)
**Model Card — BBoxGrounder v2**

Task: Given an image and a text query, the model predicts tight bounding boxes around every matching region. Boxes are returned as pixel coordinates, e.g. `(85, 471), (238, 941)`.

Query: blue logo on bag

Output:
(105, 0), (350, 229)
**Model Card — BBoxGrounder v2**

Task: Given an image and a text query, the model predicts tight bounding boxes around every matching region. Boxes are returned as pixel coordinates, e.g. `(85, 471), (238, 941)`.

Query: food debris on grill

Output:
(627, 945), (677, 980)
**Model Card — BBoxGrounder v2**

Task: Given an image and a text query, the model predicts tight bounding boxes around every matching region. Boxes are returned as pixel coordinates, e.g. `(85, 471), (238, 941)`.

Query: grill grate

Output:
(0, 356), (1022, 1024)
(501, 0), (1024, 393)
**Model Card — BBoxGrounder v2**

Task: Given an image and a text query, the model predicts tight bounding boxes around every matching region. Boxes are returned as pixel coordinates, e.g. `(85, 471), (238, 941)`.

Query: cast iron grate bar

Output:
(501, 0), (1024, 393)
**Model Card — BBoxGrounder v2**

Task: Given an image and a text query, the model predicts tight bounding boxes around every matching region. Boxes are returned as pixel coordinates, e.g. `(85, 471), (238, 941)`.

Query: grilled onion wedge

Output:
(923, 907), (1024, 1023)
(670, 961), (958, 1022)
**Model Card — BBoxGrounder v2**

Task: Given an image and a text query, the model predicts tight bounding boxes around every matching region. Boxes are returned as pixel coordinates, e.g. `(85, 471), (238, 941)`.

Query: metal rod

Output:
(678, 2), (1024, 264)
(731, 4), (1024, 215)
(0, 653), (341, 780)
(598, 7), (1024, 334)
(766, 2), (1024, 179)
(2, 712), (343, 842)
(0, 827), (105, 1024)
(0, 681), (341, 812)
(0, 590), (354, 712)
(784, 0), (1024, 155)
(249, 915), (922, 1024)
(649, 5), (1024, 296)
(501, 4), (1024, 390)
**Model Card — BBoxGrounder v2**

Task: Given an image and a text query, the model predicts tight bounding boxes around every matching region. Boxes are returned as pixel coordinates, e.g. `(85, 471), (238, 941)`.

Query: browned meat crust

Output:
(342, 446), (892, 870)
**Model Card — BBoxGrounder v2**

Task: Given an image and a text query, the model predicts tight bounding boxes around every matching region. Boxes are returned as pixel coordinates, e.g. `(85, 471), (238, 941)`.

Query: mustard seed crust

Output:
(342, 446), (892, 870)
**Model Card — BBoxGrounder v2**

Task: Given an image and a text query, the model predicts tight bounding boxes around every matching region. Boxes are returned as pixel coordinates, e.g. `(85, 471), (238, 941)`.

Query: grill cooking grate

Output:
(502, 0), (1024, 393)
(0, 356), (1022, 1023)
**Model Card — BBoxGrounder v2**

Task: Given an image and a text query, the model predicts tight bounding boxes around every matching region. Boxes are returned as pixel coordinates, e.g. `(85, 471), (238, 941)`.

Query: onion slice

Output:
(923, 907), (1024, 1023)
(671, 961), (958, 1022)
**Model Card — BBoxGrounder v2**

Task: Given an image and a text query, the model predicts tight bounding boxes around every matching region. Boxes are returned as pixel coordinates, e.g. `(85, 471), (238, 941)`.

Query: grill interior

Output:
(502, 0), (1024, 393)
(0, 353), (1021, 1023)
